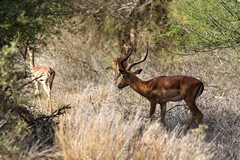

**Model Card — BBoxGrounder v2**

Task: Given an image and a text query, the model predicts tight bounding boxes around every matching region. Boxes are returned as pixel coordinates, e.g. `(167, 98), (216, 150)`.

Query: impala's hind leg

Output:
(43, 81), (52, 113)
(185, 100), (203, 129)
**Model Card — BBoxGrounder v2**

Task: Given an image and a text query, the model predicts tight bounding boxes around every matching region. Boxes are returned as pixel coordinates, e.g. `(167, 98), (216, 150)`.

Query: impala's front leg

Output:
(33, 80), (41, 106)
(160, 102), (167, 126)
(149, 100), (157, 120)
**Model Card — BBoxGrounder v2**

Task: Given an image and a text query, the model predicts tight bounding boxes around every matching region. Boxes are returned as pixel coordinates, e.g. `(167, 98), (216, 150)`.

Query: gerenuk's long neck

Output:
(28, 47), (35, 68)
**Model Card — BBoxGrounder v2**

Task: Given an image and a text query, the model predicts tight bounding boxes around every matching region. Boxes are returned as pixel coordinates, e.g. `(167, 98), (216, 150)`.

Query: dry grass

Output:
(54, 84), (214, 160)
(25, 29), (240, 159)
(57, 109), (213, 159)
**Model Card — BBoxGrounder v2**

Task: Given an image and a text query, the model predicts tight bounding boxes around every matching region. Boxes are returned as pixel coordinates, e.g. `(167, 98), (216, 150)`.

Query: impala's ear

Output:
(134, 69), (142, 74)
(119, 69), (127, 75)
(119, 69), (130, 78)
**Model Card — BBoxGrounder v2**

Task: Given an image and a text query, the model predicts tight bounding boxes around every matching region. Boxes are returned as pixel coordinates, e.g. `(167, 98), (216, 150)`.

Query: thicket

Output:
(167, 0), (240, 52)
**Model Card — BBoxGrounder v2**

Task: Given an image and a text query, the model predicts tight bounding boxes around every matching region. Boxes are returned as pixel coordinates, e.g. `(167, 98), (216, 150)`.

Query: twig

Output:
(49, 104), (71, 119)
(166, 104), (188, 113)
(17, 75), (40, 91)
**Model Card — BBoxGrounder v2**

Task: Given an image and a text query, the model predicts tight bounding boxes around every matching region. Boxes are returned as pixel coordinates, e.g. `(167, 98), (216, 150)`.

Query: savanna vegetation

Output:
(0, 0), (239, 159)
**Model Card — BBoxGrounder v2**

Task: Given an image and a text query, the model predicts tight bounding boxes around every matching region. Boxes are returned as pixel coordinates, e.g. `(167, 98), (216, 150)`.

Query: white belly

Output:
(156, 89), (183, 103)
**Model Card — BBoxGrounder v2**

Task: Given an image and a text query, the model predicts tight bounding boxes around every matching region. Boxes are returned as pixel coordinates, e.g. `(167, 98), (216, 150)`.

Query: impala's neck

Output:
(28, 48), (35, 68)
(128, 76), (149, 98)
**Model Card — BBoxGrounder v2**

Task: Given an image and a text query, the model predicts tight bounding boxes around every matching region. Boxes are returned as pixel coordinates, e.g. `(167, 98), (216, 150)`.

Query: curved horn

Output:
(120, 47), (133, 69)
(127, 43), (148, 71)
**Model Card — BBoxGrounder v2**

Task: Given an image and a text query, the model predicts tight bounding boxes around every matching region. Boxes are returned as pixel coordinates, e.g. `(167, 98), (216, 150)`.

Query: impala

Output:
(27, 44), (55, 112)
(112, 42), (133, 84)
(117, 46), (204, 129)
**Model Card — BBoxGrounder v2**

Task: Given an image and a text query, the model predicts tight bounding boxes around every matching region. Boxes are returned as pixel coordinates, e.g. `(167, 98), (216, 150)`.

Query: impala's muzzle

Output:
(117, 81), (123, 89)
(117, 79), (128, 89)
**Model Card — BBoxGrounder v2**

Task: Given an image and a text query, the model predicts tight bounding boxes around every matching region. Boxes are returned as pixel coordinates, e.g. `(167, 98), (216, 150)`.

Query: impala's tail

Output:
(195, 82), (204, 99)
(49, 69), (55, 90)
